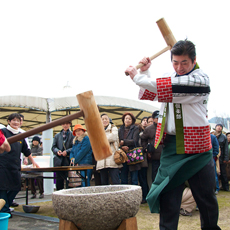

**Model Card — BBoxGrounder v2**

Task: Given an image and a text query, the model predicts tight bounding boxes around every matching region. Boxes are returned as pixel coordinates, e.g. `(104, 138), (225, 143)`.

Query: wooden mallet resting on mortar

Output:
(0, 199), (6, 211)
(7, 91), (112, 161)
(125, 17), (177, 75)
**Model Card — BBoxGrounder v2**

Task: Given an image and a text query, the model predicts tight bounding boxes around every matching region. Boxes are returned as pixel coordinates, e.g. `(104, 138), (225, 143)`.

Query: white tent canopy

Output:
(0, 95), (159, 135)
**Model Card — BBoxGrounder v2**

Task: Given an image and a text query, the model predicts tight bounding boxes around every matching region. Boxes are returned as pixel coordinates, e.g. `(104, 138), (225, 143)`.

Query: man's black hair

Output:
(171, 39), (196, 63)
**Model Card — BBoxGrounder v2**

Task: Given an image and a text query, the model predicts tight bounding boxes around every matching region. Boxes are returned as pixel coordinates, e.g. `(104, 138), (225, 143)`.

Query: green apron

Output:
(146, 135), (212, 213)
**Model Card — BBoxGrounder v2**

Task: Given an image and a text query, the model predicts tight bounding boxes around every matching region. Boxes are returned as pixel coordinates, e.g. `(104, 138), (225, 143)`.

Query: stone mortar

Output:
(52, 185), (142, 230)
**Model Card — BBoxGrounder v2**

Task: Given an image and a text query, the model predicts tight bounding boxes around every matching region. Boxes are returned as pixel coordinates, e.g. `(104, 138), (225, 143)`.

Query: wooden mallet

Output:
(7, 91), (112, 161)
(0, 199), (6, 211)
(125, 17), (177, 75)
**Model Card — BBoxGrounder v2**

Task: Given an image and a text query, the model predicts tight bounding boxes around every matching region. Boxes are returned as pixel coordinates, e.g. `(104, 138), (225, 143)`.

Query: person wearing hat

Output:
(215, 124), (229, 191)
(51, 121), (74, 190)
(70, 124), (93, 187)
(152, 110), (159, 119)
(29, 136), (44, 199)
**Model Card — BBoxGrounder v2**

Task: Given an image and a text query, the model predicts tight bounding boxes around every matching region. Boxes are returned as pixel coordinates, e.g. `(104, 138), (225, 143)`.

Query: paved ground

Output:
(6, 179), (97, 229)
(8, 213), (59, 230)
(8, 191), (60, 230)
(12, 190), (53, 206)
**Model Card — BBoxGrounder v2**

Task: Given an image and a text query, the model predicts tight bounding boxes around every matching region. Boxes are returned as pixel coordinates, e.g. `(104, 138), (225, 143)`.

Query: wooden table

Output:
(21, 165), (94, 205)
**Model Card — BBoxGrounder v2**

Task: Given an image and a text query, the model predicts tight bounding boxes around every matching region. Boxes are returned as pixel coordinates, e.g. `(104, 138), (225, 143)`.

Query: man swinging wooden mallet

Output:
(125, 18), (221, 230)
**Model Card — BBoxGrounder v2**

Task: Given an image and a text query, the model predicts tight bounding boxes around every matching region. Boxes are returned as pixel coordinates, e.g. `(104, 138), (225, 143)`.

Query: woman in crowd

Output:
(0, 113), (39, 217)
(96, 114), (122, 185)
(118, 112), (141, 185)
(147, 116), (154, 126)
(70, 124), (93, 187)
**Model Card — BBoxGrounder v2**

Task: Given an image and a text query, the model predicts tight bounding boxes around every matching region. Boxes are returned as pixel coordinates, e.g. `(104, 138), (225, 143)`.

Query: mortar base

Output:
(59, 216), (138, 230)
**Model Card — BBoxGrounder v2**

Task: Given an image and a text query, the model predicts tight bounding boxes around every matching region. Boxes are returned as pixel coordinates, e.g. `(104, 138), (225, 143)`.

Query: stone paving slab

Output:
(14, 190), (53, 205)
(8, 212), (59, 230)
(7, 191), (59, 230)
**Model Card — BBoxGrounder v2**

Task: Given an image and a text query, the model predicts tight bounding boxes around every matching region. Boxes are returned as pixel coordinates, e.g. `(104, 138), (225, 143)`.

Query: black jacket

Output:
(0, 128), (31, 190)
(118, 124), (140, 149)
(118, 124), (141, 171)
(216, 133), (229, 163)
(141, 122), (162, 161)
(51, 129), (74, 166)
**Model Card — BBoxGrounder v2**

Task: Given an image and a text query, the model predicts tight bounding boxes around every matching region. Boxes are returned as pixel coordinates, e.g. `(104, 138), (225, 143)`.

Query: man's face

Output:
(62, 123), (71, 131)
(215, 125), (223, 133)
(172, 55), (196, 76)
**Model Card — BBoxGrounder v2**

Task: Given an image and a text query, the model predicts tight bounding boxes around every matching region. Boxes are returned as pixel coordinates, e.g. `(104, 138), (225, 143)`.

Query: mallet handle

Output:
(77, 91), (112, 161)
(7, 110), (84, 144)
(0, 199), (6, 211)
(125, 45), (171, 76)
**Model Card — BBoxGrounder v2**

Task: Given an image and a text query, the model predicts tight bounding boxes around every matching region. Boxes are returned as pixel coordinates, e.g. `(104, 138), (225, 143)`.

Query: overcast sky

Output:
(0, 0), (229, 119)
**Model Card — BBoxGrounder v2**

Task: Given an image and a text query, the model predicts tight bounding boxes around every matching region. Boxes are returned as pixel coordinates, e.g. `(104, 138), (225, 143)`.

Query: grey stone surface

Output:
(52, 185), (142, 230)
(8, 212), (59, 230)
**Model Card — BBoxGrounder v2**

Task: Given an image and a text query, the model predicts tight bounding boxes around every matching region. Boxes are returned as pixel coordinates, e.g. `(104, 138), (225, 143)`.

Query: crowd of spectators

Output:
(1, 111), (229, 219)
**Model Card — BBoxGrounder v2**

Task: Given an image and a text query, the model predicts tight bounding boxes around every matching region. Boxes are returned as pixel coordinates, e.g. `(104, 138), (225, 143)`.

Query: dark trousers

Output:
(0, 190), (19, 213)
(213, 159), (220, 192)
(100, 168), (120, 185)
(138, 167), (149, 201)
(220, 163), (229, 191)
(56, 171), (68, 190)
(93, 171), (101, 185)
(160, 159), (221, 230)
(30, 178), (44, 195)
(120, 162), (138, 185)
(152, 160), (160, 182)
